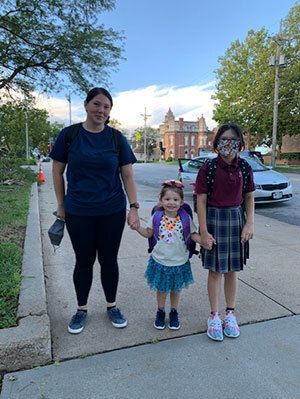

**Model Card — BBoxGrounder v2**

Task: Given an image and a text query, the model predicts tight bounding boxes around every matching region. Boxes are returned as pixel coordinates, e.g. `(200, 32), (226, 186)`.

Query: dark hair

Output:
(85, 87), (113, 106)
(85, 87), (113, 125)
(213, 123), (245, 151)
(159, 186), (184, 201)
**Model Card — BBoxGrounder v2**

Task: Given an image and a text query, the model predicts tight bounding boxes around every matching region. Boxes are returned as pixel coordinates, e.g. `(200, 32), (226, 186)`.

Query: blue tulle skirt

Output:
(145, 256), (194, 293)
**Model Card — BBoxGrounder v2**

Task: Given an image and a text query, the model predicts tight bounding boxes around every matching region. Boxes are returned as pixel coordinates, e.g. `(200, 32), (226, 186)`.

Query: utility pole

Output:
(140, 107), (151, 162)
(25, 108), (29, 160)
(66, 93), (72, 125)
(269, 21), (287, 168)
(23, 94), (29, 160)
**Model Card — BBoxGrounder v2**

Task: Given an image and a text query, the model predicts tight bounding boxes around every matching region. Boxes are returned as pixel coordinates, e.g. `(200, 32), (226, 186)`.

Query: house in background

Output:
(159, 108), (216, 160)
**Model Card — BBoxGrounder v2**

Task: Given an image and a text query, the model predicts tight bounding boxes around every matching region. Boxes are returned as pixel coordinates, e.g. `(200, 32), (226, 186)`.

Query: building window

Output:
(184, 150), (188, 159)
(184, 135), (188, 146)
(191, 135), (195, 146)
(169, 135), (174, 145)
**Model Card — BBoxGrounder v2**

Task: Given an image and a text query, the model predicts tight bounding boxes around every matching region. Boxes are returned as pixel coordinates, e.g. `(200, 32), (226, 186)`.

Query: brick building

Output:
(159, 108), (216, 159)
(281, 134), (300, 153)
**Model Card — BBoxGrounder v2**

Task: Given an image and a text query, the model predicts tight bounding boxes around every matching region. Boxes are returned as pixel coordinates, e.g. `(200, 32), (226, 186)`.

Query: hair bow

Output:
(161, 180), (184, 188)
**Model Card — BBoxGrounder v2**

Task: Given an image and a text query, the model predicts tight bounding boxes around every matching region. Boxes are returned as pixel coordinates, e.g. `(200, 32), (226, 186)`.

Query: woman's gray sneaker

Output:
(68, 310), (87, 334)
(107, 307), (128, 328)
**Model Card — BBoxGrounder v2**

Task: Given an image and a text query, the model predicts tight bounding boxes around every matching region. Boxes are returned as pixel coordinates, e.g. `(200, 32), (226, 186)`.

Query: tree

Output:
(133, 127), (160, 160)
(0, 100), (63, 156)
(108, 118), (122, 129)
(212, 3), (300, 148)
(0, 0), (124, 95)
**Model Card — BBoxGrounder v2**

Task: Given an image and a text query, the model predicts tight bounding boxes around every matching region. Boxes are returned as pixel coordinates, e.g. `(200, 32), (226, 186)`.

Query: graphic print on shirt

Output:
(159, 215), (183, 244)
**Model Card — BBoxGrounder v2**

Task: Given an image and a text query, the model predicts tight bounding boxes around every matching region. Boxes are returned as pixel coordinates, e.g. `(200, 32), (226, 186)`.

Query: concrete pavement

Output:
(2, 316), (299, 399)
(1, 161), (300, 398)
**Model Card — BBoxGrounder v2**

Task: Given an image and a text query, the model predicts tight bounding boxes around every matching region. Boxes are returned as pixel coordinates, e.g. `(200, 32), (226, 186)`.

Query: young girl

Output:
(135, 181), (201, 330)
(195, 123), (255, 341)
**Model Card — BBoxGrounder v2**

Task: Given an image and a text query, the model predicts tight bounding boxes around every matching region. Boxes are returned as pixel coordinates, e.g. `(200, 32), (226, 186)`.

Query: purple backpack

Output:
(148, 203), (197, 259)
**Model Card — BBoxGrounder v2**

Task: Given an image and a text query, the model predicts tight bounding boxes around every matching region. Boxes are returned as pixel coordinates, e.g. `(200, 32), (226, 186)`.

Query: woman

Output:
(50, 87), (140, 334)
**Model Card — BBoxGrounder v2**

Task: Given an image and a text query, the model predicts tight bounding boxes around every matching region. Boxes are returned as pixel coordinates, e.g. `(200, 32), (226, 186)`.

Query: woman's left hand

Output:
(127, 208), (140, 230)
(241, 223), (254, 243)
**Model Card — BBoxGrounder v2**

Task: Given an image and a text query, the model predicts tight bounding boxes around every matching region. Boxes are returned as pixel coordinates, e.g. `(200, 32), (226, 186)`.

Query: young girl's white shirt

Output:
(147, 215), (197, 266)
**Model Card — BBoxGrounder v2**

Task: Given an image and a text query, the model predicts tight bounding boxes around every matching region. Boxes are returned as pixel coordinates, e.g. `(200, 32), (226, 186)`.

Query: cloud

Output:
(32, 82), (217, 130)
(33, 93), (84, 125)
(111, 83), (216, 130)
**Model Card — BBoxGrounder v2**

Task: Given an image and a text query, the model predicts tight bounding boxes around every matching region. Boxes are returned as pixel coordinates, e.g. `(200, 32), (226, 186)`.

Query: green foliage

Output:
(0, 0), (124, 94)
(213, 4), (300, 147)
(280, 152), (300, 160)
(133, 126), (160, 159)
(0, 159), (35, 328)
(0, 241), (22, 328)
(0, 157), (36, 184)
(108, 119), (122, 129)
(0, 101), (63, 154)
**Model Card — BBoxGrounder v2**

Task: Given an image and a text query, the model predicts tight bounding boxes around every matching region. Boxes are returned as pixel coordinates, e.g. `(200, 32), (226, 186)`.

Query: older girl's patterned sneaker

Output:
(207, 312), (223, 341)
(223, 310), (240, 338)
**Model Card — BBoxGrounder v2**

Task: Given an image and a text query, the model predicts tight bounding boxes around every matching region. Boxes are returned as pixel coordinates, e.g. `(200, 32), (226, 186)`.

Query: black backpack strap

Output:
(64, 124), (123, 158)
(238, 158), (251, 196)
(111, 127), (123, 156)
(64, 123), (82, 154)
(206, 158), (218, 198)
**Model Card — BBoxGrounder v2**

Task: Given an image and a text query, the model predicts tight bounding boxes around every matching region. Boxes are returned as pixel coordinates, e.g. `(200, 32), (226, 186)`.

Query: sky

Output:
(38, 0), (298, 132)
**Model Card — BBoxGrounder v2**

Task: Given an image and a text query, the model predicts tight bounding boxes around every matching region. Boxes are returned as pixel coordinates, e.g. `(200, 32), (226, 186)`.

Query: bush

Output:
(0, 158), (36, 183)
(280, 153), (300, 161)
(166, 156), (174, 162)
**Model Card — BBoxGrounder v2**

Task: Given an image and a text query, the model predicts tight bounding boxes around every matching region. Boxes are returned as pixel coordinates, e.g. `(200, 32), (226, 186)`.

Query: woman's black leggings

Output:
(65, 209), (126, 306)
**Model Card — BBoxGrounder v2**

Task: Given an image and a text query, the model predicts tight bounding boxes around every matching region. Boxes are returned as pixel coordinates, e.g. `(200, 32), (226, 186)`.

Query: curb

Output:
(0, 183), (51, 372)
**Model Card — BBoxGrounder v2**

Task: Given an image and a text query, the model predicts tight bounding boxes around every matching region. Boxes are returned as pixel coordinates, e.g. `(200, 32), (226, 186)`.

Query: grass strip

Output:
(0, 159), (35, 329)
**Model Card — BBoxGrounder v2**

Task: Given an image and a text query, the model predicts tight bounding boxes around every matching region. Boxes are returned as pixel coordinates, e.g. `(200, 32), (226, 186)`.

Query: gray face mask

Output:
(48, 218), (65, 248)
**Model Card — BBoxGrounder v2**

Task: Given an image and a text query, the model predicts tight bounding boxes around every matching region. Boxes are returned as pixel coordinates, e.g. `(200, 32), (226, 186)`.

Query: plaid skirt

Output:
(201, 206), (249, 273)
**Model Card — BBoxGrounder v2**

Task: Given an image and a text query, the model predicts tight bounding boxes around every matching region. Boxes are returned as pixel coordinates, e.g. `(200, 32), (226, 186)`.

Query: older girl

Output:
(196, 123), (255, 341)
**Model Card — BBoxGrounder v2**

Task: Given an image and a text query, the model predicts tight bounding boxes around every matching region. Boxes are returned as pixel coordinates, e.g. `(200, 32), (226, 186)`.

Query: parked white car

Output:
(178, 154), (293, 204)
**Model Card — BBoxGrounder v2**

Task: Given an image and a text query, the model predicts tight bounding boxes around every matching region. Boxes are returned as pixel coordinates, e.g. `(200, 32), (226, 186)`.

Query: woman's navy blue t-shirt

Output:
(50, 125), (137, 216)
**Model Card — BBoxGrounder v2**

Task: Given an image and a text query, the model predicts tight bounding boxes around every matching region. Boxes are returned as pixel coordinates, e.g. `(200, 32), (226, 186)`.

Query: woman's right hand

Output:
(56, 204), (65, 220)
(200, 231), (216, 250)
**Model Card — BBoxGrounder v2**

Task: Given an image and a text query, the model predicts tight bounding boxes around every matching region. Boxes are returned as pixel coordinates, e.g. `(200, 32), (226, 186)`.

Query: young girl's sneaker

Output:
(207, 312), (223, 341)
(154, 309), (166, 329)
(223, 310), (240, 338)
(168, 309), (181, 330)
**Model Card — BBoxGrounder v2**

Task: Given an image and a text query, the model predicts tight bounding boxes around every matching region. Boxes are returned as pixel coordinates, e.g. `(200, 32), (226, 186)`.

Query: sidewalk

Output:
(1, 161), (300, 398)
(2, 316), (299, 399)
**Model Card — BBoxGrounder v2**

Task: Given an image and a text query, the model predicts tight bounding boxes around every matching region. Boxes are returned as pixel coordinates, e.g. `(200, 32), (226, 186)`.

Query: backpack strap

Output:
(64, 123), (82, 155)
(147, 208), (197, 258)
(205, 158), (218, 198)
(63, 124), (123, 158)
(238, 157), (251, 196)
(152, 210), (164, 240)
(178, 208), (190, 243)
(147, 210), (164, 253)
(111, 127), (122, 156)
(206, 157), (251, 198)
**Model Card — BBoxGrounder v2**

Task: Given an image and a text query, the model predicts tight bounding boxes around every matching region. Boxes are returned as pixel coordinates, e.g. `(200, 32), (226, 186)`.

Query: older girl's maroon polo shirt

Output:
(195, 155), (255, 207)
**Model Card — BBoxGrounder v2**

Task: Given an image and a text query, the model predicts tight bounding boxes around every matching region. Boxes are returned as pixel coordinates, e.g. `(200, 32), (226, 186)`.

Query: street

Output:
(133, 163), (300, 226)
